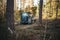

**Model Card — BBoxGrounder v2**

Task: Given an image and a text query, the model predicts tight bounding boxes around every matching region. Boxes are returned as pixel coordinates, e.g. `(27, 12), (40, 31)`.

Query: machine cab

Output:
(20, 12), (32, 24)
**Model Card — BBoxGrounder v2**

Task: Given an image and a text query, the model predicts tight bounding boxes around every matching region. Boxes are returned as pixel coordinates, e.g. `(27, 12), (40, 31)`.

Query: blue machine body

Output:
(20, 12), (32, 24)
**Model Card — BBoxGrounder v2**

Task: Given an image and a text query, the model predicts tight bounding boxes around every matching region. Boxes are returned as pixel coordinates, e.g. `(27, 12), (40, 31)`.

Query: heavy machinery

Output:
(20, 12), (33, 24)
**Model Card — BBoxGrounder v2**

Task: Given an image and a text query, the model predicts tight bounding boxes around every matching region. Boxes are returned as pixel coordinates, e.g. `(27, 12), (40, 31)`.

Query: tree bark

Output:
(39, 0), (43, 26)
(6, 0), (14, 30)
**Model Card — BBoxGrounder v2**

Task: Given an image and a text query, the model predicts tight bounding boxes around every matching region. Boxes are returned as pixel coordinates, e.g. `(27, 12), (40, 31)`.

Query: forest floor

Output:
(14, 20), (56, 40)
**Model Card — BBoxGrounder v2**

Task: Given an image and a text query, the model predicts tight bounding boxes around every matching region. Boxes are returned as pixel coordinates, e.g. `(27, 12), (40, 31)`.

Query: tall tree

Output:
(56, 0), (59, 19)
(39, 0), (43, 26)
(49, 0), (53, 17)
(6, 0), (14, 30)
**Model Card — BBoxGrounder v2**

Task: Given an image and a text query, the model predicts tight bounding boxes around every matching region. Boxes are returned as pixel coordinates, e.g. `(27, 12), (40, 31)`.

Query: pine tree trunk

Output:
(6, 0), (14, 30)
(39, 0), (43, 26)
(56, 0), (59, 19)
